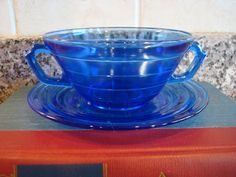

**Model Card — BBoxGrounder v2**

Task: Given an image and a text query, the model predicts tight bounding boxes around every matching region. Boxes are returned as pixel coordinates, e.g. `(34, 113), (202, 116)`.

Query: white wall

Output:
(0, 0), (236, 36)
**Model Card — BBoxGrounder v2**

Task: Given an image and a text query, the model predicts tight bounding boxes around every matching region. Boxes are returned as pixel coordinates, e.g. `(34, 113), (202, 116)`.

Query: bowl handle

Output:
(26, 44), (71, 86)
(167, 42), (206, 84)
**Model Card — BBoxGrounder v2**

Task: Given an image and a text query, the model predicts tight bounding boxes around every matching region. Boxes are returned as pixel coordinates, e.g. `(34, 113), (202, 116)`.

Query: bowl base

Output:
(90, 102), (146, 111)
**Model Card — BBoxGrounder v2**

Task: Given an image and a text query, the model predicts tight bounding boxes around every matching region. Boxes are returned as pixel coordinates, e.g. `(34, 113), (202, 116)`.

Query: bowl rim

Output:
(43, 27), (194, 45)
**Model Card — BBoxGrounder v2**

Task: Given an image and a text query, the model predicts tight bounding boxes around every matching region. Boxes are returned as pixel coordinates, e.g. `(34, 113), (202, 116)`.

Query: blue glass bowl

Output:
(26, 27), (206, 111)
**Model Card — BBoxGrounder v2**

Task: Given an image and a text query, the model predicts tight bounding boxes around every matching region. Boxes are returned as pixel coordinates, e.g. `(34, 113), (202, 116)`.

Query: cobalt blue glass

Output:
(27, 80), (208, 130)
(26, 27), (206, 111)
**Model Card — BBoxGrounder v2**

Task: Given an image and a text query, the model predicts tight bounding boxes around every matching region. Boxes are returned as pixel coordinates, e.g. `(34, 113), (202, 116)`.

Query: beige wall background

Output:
(0, 0), (236, 36)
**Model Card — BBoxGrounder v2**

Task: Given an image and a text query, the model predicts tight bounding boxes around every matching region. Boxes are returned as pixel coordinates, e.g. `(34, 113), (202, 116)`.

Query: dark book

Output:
(0, 82), (236, 177)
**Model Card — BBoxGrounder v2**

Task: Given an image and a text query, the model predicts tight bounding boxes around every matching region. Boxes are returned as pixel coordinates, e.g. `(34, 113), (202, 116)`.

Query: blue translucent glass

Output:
(26, 27), (206, 111)
(27, 81), (208, 130)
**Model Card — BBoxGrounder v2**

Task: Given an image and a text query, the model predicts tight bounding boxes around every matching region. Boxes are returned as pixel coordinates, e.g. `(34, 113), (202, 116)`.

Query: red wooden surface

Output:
(0, 128), (236, 177)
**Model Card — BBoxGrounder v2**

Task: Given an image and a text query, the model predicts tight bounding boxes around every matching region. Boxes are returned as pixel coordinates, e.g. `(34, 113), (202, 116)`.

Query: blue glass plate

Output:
(27, 81), (208, 130)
